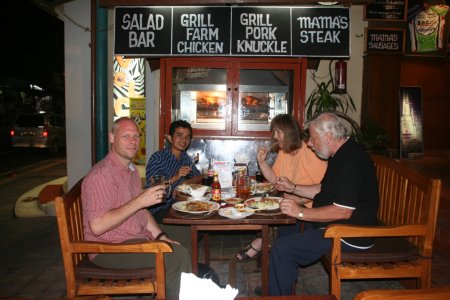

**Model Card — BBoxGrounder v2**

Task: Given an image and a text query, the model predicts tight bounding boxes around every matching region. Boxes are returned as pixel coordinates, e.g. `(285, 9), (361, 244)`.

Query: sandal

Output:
(235, 243), (261, 261)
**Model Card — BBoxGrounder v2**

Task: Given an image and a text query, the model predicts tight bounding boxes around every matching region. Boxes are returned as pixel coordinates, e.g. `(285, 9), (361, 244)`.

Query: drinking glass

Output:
(237, 175), (251, 199)
(150, 175), (171, 200)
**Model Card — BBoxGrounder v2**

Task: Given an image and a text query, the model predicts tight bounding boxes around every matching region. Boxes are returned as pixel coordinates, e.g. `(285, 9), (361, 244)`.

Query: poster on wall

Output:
(113, 56), (147, 165)
(364, 0), (407, 21)
(406, 0), (450, 56)
(399, 86), (424, 159)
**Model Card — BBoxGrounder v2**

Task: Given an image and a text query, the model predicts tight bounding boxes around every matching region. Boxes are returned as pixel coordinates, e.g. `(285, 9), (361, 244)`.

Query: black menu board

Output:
(114, 7), (172, 55)
(231, 7), (290, 56)
(114, 6), (350, 57)
(365, 0), (407, 21)
(365, 28), (405, 54)
(172, 6), (231, 55)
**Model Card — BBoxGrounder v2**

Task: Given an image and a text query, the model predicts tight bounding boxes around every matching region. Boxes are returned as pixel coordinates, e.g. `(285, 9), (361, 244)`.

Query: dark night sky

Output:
(0, 0), (64, 88)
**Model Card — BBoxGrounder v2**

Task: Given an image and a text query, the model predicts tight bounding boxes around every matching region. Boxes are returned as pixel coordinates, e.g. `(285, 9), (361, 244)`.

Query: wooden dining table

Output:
(163, 199), (296, 296)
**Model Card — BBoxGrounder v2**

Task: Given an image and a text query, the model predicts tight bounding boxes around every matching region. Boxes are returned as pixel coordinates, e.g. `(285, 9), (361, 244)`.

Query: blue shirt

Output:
(145, 147), (201, 214)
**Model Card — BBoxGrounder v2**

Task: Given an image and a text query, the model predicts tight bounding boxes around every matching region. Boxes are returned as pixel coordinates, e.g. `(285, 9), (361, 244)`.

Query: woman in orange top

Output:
(235, 114), (327, 260)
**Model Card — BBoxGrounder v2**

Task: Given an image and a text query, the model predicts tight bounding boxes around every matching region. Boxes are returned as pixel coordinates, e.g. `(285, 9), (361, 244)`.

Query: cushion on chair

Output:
(327, 237), (421, 263)
(76, 257), (156, 280)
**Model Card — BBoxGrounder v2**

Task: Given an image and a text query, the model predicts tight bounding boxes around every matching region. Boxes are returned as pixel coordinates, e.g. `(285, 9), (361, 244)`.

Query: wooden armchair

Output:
(55, 178), (173, 299)
(322, 154), (441, 300)
(353, 286), (450, 300)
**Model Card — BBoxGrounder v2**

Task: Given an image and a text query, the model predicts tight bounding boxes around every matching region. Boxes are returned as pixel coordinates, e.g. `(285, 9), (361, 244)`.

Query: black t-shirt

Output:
(313, 138), (379, 247)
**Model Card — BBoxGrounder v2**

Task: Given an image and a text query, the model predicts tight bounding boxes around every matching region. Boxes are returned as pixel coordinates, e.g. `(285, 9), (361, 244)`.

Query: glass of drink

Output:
(237, 175), (251, 199)
(150, 175), (171, 200)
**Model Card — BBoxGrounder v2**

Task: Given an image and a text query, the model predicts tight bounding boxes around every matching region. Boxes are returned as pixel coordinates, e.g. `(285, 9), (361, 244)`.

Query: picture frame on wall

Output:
(364, 0), (408, 21)
(405, 0), (450, 57)
(399, 86), (424, 159)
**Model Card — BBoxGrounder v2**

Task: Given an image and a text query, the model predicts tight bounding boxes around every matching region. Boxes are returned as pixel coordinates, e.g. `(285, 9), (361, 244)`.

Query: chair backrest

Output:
(371, 154), (441, 256)
(55, 177), (85, 297)
(353, 286), (450, 300)
(55, 177), (171, 299)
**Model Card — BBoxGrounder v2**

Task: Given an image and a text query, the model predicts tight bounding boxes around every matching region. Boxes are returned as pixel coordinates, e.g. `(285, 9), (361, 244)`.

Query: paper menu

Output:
(213, 160), (233, 188)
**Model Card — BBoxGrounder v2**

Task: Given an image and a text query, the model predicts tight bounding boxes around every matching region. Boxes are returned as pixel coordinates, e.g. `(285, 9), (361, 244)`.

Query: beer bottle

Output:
(255, 165), (264, 183)
(211, 171), (221, 202)
(207, 158), (214, 186)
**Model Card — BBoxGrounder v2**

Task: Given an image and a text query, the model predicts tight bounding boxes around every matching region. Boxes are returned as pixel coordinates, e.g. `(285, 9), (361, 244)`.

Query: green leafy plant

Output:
(305, 60), (360, 135)
(306, 61), (356, 118)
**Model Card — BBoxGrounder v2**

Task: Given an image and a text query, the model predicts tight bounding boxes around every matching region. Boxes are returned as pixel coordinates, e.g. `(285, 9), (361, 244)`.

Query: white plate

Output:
(219, 207), (254, 219)
(187, 196), (210, 201)
(175, 184), (211, 194)
(172, 200), (220, 214)
(205, 191), (233, 200)
(244, 196), (282, 211)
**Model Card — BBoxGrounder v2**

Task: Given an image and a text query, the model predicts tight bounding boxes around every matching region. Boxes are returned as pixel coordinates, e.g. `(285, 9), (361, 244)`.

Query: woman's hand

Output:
(256, 146), (269, 163)
(274, 177), (295, 192)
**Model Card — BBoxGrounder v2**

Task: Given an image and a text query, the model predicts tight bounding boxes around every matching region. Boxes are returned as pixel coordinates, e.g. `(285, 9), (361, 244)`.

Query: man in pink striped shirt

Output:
(82, 117), (191, 299)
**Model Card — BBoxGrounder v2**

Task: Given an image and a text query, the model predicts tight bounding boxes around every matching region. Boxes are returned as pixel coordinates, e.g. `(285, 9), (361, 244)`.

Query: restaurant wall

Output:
(63, 0), (92, 189)
(400, 59), (450, 150)
(305, 6), (367, 126)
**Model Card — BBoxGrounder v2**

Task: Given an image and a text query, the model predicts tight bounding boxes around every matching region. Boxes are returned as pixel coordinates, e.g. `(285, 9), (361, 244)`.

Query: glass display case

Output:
(164, 57), (305, 139)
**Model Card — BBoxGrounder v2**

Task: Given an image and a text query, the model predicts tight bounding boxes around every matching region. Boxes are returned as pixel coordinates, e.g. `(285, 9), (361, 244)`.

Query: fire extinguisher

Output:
(334, 60), (347, 94)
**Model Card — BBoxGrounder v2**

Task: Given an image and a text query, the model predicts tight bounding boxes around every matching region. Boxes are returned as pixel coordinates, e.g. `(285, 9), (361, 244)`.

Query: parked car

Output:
(10, 113), (65, 154)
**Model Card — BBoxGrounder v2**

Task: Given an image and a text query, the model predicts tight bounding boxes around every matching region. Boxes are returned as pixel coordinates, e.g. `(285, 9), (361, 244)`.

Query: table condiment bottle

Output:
(211, 171), (221, 202)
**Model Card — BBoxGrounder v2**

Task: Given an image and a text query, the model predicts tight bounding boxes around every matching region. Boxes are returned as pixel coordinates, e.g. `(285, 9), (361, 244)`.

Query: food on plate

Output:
(256, 182), (274, 193)
(184, 200), (214, 212)
(189, 183), (203, 190)
(224, 197), (243, 205)
(234, 203), (246, 212)
(245, 197), (281, 210)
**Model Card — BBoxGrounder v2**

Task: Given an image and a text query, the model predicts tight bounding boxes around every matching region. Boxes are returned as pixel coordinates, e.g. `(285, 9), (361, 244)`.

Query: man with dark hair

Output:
(146, 119), (202, 223)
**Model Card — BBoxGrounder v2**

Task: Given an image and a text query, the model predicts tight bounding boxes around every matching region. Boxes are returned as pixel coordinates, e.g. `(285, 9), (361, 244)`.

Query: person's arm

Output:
(145, 212), (181, 245)
(280, 198), (353, 222)
(275, 177), (321, 200)
(89, 185), (165, 236)
(257, 146), (277, 183)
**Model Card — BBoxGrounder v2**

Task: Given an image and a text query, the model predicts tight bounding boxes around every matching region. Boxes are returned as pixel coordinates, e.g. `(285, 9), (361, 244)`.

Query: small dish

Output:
(187, 196), (210, 201)
(219, 207), (254, 219)
(224, 197), (243, 205)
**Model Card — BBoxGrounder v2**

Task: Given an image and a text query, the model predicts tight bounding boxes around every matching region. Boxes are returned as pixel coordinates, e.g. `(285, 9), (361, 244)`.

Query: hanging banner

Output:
(114, 6), (350, 57)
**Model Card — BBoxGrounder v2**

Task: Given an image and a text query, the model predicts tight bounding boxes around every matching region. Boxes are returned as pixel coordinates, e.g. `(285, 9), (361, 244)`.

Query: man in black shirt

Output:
(269, 112), (379, 295)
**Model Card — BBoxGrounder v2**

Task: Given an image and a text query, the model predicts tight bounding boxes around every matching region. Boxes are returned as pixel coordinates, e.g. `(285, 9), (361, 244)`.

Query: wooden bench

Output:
(322, 154), (442, 300)
(55, 178), (172, 299)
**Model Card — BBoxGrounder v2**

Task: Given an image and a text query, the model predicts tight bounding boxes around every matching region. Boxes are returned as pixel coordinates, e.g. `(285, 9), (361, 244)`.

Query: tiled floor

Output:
(202, 232), (450, 300)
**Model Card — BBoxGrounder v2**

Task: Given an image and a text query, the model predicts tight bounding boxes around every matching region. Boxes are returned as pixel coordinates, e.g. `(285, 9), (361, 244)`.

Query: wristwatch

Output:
(297, 207), (305, 220)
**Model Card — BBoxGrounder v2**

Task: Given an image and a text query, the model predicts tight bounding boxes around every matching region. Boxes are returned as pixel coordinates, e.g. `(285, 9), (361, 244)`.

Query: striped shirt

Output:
(81, 151), (152, 253)
(145, 147), (201, 214)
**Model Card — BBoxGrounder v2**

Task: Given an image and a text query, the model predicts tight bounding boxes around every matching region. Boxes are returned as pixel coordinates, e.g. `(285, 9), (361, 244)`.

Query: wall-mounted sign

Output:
(114, 6), (350, 57)
(365, 28), (405, 54)
(364, 0), (407, 21)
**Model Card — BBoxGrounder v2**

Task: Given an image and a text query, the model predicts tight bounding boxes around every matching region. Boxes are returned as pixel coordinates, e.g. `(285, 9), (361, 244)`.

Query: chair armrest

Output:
(324, 224), (427, 239)
(70, 240), (173, 254)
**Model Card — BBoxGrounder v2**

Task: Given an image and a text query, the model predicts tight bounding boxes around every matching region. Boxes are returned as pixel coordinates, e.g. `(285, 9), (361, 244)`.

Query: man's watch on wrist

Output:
(297, 207), (305, 220)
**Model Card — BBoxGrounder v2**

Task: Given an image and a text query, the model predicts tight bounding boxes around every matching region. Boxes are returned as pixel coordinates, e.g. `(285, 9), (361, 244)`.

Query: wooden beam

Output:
(100, 0), (371, 7)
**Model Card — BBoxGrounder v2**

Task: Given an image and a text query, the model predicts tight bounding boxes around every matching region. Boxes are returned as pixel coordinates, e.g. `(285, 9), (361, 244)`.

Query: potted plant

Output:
(305, 60), (360, 135)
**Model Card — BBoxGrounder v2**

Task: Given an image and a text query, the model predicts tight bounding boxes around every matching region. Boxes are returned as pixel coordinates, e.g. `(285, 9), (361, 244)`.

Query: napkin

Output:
(234, 152), (250, 165)
(179, 272), (239, 300)
(187, 185), (209, 199)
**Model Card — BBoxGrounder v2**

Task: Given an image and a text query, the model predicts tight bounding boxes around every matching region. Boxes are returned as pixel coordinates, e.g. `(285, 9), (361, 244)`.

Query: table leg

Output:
(191, 226), (199, 274)
(261, 225), (269, 296)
